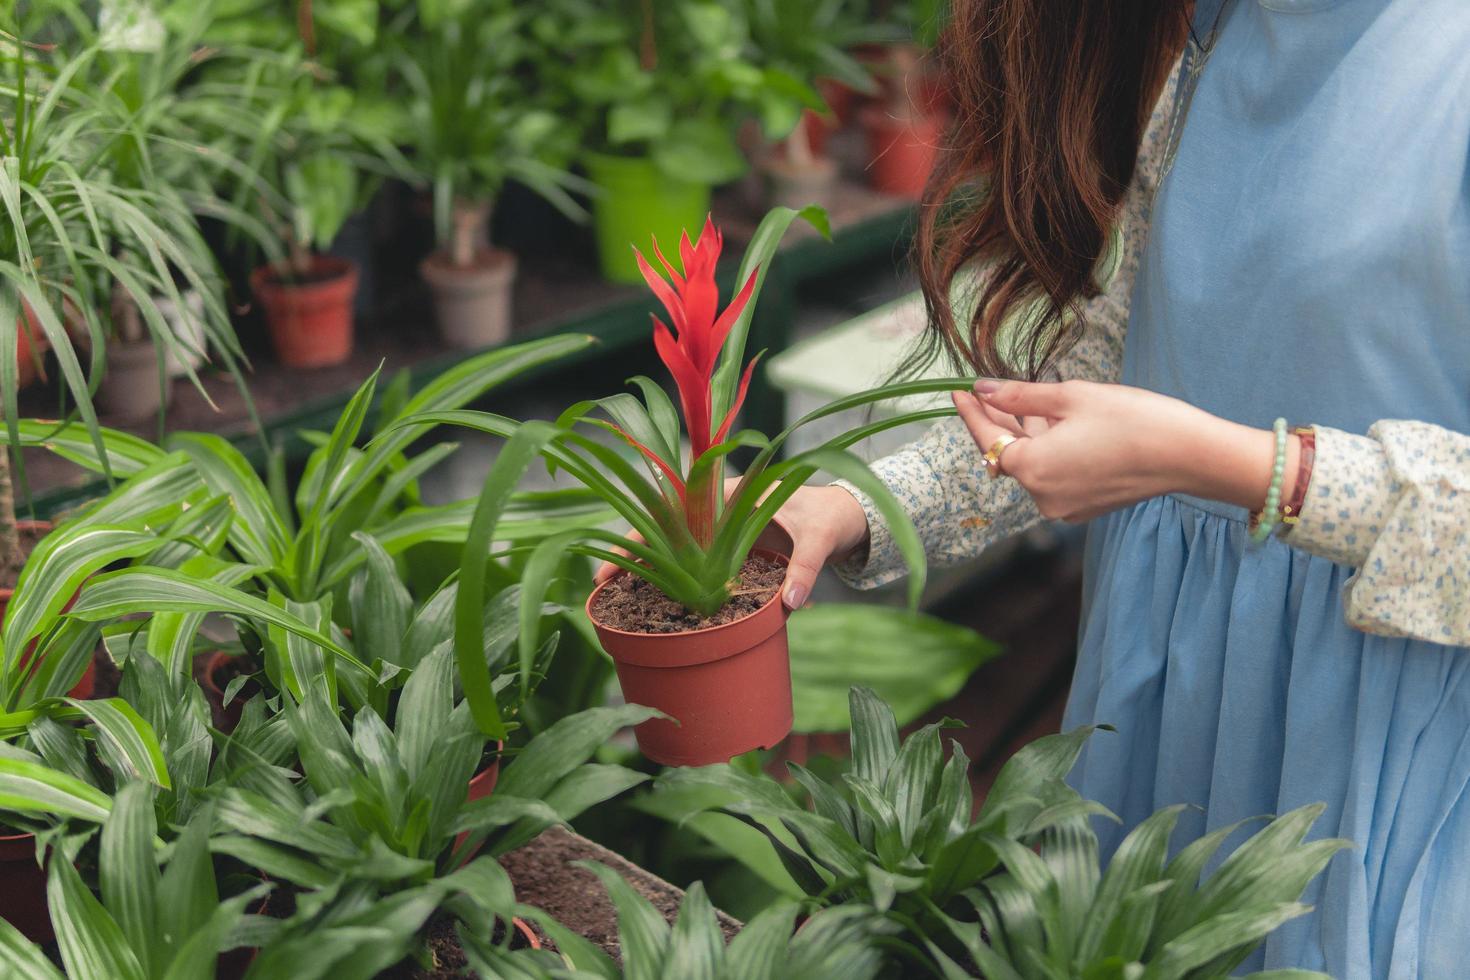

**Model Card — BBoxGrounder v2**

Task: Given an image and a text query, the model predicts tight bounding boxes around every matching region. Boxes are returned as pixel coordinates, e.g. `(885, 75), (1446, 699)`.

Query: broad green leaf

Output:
(579, 861), (671, 980)
(49, 857), (147, 980)
(788, 605), (999, 731)
(495, 704), (663, 803)
(725, 903), (800, 980)
(0, 915), (65, 979)
(99, 782), (161, 977)
(665, 882), (722, 980)
(0, 756), (112, 823)
(847, 686), (899, 786)
(65, 698), (171, 788)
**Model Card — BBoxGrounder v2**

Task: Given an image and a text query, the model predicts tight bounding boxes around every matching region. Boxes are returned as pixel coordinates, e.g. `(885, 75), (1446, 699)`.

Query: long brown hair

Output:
(915, 1), (1189, 380)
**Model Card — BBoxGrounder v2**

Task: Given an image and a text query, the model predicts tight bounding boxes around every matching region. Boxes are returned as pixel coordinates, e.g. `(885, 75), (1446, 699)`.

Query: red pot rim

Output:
(512, 917), (542, 950)
(587, 549), (790, 668)
(250, 255), (358, 294)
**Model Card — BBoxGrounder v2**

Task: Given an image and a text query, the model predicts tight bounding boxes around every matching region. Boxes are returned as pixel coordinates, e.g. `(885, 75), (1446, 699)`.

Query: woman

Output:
(773, 1), (1470, 974)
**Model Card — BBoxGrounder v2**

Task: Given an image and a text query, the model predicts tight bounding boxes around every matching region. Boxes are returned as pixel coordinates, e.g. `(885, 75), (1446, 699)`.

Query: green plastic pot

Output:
(585, 152), (711, 284)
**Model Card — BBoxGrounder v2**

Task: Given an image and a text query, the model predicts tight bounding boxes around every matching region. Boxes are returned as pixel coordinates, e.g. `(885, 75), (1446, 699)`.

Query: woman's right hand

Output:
(593, 480), (872, 611)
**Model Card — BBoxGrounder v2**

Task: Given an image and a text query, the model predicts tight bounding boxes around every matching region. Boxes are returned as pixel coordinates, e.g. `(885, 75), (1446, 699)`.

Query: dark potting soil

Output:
(379, 913), (532, 979)
(500, 826), (740, 962)
(591, 554), (785, 634)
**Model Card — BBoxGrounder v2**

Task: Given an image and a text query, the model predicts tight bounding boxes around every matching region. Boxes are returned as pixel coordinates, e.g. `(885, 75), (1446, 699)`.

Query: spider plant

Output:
(0, 25), (251, 514)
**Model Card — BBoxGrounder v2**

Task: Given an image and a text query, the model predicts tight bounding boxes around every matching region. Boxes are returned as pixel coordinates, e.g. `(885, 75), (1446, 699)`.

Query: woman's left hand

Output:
(953, 379), (1293, 522)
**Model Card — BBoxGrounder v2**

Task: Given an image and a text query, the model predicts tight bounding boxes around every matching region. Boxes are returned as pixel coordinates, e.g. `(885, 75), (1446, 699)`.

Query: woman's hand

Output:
(955, 379), (1299, 522)
(593, 478), (871, 611)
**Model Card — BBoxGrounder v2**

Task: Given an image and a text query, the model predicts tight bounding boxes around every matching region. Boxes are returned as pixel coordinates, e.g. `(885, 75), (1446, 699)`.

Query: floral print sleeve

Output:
(1288, 422), (1470, 645)
(831, 62), (1179, 590)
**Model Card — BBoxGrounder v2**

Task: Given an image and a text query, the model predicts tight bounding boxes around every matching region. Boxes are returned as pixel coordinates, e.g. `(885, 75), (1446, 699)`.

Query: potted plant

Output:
(534, 0), (786, 283)
(859, 0), (951, 199)
(741, 0), (880, 212)
(1, 28), (249, 439)
(209, 669), (658, 977)
(221, 45), (406, 368)
(385, 2), (587, 349)
(24, 337), (612, 732)
(402, 206), (970, 765)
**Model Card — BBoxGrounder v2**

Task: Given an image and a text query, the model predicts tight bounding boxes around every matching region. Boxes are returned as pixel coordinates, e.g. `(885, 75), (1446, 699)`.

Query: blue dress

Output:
(1061, 0), (1470, 975)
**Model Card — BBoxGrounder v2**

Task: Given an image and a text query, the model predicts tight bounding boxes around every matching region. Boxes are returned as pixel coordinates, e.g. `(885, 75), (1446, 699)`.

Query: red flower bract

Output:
(634, 215), (760, 472)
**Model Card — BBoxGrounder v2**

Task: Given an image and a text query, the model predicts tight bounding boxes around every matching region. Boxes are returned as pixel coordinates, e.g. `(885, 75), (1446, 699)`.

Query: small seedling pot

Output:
(250, 256), (358, 368)
(97, 335), (169, 423)
(420, 247), (518, 349)
(587, 549), (794, 767)
(860, 105), (944, 200)
(454, 742), (504, 862)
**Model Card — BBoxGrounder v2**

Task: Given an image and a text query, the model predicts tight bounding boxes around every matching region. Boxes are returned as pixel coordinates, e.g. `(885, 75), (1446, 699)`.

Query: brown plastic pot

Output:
(0, 831), (52, 942)
(250, 256), (358, 368)
(587, 550), (794, 767)
(860, 105), (944, 200)
(201, 650), (253, 734)
(454, 743), (504, 861)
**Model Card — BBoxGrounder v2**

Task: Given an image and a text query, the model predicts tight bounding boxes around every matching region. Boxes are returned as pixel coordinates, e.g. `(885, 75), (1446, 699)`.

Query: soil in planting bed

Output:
(592, 554), (785, 634)
(380, 914), (533, 979)
(501, 826), (740, 962)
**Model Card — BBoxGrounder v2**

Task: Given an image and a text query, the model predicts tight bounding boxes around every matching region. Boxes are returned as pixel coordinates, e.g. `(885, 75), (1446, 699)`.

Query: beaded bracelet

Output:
(1249, 417), (1289, 543)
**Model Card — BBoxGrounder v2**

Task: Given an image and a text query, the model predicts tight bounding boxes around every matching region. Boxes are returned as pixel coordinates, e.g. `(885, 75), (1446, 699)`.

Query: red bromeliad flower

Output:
(626, 216), (762, 544)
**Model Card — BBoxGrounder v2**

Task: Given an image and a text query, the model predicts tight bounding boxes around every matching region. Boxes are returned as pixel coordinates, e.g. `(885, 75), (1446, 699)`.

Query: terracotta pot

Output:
(202, 650), (251, 734)
(97, 336), (169, 423)
(588, 550), (794, 767)
(0, 830), (52, 942)
(250, 256), (358, 368)
(454, 743), (504, 861)
(420, 248), (518, 349)
(860, 105), (944, 200)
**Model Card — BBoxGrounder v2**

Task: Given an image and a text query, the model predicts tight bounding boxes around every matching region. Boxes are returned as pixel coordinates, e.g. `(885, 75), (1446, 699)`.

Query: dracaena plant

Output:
(398, 206), (970, 738)
(477, 865), (899, 980)
(0, 782), (267, 980)
(206, 662), (659, 977)
(657, 687), (1345, 978)
(23, 338), (612, 713)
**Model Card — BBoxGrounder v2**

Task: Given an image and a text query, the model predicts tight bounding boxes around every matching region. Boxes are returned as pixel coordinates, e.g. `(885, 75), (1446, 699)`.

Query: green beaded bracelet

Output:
(1250, 417), (1289, 543)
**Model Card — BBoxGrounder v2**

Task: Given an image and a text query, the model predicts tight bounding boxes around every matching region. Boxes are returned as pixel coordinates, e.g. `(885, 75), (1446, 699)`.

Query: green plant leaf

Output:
(0, 915), (65, 979)
(578, 861), (672, 980)
(788, 605), (999, 731)
(49, 856), (147, 980)
(99, 781), (161, 977)
(0, 756), (112, 823)
(65, 698), (171, 788)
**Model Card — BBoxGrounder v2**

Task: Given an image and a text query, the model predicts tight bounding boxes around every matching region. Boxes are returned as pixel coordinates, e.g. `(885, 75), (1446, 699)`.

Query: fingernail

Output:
(973, 379), (1001, 395)
(784, 584), (808, 610)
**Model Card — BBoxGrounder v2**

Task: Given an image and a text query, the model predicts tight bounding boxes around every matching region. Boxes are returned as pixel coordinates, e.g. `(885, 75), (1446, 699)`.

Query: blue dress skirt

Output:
(1061, 1), (1470, 975)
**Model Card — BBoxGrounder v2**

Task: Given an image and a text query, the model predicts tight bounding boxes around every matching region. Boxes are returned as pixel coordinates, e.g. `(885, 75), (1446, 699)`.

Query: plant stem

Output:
(786, 114), (815, 168)
(288, 237), (313, 281)
(450, 201), (490, 268)
(110, 277), (143, 344)
(638, 0), (657, 70)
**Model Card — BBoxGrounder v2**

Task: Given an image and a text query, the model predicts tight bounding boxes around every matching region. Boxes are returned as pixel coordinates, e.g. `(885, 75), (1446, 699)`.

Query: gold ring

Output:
(982, 434), (1018, 476)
